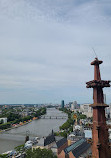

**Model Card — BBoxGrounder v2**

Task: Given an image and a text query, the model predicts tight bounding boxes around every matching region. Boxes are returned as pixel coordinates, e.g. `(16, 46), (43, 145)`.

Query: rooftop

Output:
(64, 138), (86, 154)
(44, 134), (55, 146)
(64, 138), (91, 157)
(56, 138), (67, 148)
(72, 141), (91, 158)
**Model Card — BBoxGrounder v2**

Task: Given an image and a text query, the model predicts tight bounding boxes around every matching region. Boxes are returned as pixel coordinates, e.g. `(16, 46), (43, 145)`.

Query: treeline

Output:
(0, 146), (57, 158)
(34, 107), (46, 117)
(0, 107), (46, 130)
(59, 108), (73, 130)
(55, 108), (87, 138)
(59, 118), (73, 130)
(55, 108), (73, 138)
(58, 118), (74, 138)
(7, 112), (21, 122)
(0, 122), (11, 130)
(75, 111), (87, 120)
(59, 108), (72, 118)
(26, 148), (57, 158)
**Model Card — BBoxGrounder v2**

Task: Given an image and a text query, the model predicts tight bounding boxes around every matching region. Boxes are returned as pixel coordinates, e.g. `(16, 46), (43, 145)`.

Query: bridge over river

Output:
(41, 115), (67, 119)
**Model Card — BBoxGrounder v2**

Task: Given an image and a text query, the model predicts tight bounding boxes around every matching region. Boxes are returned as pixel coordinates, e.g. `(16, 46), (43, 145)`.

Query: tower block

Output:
(86, 58), (111, 158)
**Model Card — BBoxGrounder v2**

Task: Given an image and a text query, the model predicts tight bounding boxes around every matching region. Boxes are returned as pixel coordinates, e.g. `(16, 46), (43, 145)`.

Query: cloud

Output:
(0, 0), (111, 104)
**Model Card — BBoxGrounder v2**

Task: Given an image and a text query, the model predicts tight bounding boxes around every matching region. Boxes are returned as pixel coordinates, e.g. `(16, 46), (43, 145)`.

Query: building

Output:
(86, 58), (111, 158)
(69, 102), (73, 108)
(73, 101), (78, 109)
(32, 134), (55, 150)
(0, 110), (2, 115)
(33, 133), (68, 156)
(106, 104), (111, 118)
(67, 128), (84, 146)
(84, 129), (92, 139)
(58, 138), (91, 158)
(70, 101), (80, 111)
(61, 100), (64, 108)
(80, 104), (93, 118)
(51, 137), (68, 156)
(71, 103), (74, 111)
(0, 117), (7, 124)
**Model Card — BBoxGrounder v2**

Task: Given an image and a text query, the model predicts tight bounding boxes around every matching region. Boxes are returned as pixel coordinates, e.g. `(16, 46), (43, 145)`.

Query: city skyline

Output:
(0, 0), (111, 104)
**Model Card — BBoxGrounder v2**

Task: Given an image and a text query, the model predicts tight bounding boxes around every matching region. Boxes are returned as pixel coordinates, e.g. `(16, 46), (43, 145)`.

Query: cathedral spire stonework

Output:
(86, 58), (111, 158)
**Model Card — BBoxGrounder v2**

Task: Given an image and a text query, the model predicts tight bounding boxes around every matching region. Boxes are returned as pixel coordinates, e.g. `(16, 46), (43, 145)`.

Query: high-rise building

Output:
(61, 100), (64, 108)
(69, 102), (73, 108)
(80, 104), (93, 117)
(70, 101), (79, 111)
(86, 58), (111, 158)
(73, 101), (77, 108)
(71, 103), (74, 111)
(104, 94), (106, 104)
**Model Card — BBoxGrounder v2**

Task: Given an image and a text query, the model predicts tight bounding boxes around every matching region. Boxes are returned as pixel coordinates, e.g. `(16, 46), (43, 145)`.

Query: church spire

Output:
(86, 58), (111, 158)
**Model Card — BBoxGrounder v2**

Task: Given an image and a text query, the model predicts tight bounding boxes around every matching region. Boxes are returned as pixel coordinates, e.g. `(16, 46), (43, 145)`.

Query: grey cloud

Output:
(0, 0), (111, 103)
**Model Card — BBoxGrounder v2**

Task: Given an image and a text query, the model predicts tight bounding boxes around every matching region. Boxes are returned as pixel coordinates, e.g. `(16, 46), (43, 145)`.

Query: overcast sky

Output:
(0, 0), (111, 104)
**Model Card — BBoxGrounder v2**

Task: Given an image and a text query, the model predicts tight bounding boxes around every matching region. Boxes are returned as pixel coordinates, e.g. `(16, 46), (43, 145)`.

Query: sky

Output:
(0, 0), (111, 104)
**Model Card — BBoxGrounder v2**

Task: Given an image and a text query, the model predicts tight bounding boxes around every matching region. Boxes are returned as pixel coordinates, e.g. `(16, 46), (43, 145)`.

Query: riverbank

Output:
(0, 107), (46, 132)
(54, 108), (73, 137)
(0, 108), (67, 154)
(0, 120), (33, 134)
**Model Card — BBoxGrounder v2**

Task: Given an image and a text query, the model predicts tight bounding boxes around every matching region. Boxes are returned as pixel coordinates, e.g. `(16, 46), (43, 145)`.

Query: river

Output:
(0, 108), (67, 154)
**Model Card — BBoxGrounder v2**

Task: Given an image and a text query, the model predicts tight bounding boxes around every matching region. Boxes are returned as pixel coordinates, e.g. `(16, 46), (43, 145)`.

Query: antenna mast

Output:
(92, 48), (98, 58)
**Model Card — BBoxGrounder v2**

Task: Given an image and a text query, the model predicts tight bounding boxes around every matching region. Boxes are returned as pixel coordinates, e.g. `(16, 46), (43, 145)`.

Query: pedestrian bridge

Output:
(41, 115), (67, 119)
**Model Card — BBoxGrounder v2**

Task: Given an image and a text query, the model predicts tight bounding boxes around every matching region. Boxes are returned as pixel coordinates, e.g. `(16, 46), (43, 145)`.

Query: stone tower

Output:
(86, 58), (111, 158)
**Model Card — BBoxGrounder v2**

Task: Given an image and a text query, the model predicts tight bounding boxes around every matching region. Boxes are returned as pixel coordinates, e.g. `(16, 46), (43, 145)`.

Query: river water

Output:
(0, 108), (67, 154)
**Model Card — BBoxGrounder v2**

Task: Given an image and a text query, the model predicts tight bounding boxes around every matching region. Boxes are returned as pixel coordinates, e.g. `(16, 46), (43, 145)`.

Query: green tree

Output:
(14, 144), (24, 153)
(25, 148), (57, 158)
(59, 131), (67, 138)
(59, 118), (74, 130)
(0, 122), (11, 130)
(0, 119), (3, 124)
(0, 154), (8, 158)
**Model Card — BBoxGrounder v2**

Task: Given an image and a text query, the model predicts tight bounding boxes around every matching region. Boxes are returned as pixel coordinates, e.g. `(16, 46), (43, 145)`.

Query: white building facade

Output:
(80, 104), (93, 118)
(0, 118), (7, 124)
